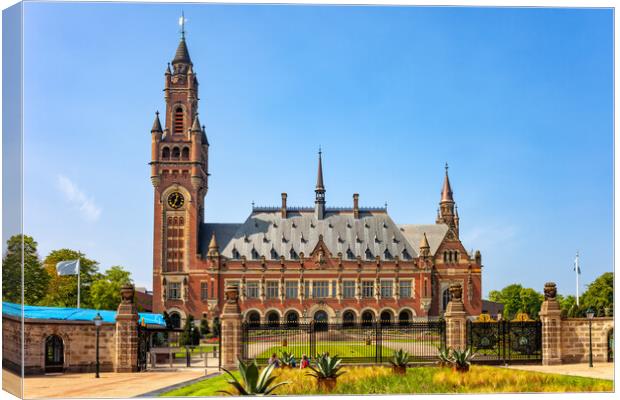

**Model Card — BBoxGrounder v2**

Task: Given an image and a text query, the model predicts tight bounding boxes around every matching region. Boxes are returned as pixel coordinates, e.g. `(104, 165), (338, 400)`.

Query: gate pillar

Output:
(539, 282), (562, 365)
(220, 285), (243, 370)
(115, 284), (139, 372)
(444, 283), (467, 350)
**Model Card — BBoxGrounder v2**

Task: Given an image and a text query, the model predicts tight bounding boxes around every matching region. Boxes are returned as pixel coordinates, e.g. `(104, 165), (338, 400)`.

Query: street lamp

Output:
(94, 313), (103, 378)
(586, 308), (595, 368)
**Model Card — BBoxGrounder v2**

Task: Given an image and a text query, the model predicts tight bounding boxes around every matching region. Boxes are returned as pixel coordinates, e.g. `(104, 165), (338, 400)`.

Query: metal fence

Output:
(467, 320), (542, 364)
(242, 320), (446, 364)
(142, 330), (221, 369)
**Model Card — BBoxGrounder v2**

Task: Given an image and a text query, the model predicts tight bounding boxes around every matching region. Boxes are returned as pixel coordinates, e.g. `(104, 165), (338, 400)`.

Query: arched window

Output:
(266, 311), (280, 328)
(313, 310), (329, 332)
(174, 107), (184, 134)
(383, 249), (392, 260)
(169, 312), (181, 329)
(442, 288), (451, 311)
(346, 248), (355, 260)
(380, 311), (393, 326)
(181, 147), (190, 160)
(270, 248), (278, 260)
(402, 249), (411, 260)
(232, 247), (240, 260)
(342, 310), (356, 327)
(398, 310), (412, 326)
(285, 311), (299, 328)
(162, 147), (170, 159)
(172, 147), (180, 159)
(361, 310), (375, 327)
(247, 311), (260, 328)
(289, 248), (298, 260)
(45, 335), (64, 373)
(365, 248), (373, 260)
(251, 248), (259, 260)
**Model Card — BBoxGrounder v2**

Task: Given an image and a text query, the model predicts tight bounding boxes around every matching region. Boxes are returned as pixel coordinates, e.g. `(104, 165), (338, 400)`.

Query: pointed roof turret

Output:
(316, 147), (325, 191)
(420, 232), (430, 250)
(191, 115), (201, 132)
(172, 37), (192, 65)
(441, 162), (454, 203)
(151, 111), (163, 133)
(208, 233), (219, 256)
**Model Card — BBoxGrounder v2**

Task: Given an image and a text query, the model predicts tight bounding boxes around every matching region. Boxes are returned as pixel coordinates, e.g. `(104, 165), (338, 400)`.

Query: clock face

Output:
(167, 192), (185, 209)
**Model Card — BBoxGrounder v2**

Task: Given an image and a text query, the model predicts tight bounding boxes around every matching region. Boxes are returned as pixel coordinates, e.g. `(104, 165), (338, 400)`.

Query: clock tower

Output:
(150, 31), (209, 317)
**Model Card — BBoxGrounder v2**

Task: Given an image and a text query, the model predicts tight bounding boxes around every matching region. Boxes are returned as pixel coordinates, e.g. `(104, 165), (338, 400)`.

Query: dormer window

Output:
(402, 249), (411, 260)
(346, 248), (355, 260)
(290, 248), (298, 260)
(251, 247), (259, 260)
(174, 107), (184, 134)
(384, 249), (392, 260)
(270, 248), (278, 260)
(232, 247), (240, 260)
(365, 248), (373, 260)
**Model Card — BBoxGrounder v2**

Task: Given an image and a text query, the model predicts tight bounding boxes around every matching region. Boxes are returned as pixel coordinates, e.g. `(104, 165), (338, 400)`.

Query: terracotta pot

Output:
(282, 339), (288, 347)
(392, 365), (407, 375)
(317, 377), (337, 391)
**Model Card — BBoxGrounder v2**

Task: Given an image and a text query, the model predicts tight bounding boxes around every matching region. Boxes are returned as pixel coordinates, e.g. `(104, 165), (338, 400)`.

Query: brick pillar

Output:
(220, 285), (243, 370)
(115, 284), (139, 372)
(539, 282), (562, 365)
(444, 283), (467, 350)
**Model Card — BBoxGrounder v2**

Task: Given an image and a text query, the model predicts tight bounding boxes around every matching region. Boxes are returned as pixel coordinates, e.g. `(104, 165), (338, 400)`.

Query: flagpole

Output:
(77, 252), (81, 309)
(575, 251), (580, 307)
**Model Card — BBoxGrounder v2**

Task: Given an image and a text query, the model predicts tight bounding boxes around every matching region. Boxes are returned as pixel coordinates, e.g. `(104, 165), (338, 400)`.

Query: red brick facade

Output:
(151, 36), (483, 328)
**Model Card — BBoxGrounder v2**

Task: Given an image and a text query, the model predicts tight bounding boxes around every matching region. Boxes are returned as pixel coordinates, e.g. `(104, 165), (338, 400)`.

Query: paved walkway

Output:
(3, 368), (218, 399)
(504, 362), (615, 381)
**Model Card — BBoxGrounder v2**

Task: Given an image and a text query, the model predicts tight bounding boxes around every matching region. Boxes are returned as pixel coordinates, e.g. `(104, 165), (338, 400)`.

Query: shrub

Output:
(218, 358), (289, 395)
(307, 354), (345, 379)
(390, 349), (410, 367)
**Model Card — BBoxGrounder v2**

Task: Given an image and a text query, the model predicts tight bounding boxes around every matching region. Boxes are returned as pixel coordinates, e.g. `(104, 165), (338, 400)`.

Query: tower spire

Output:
(441, 162), (454, 203)
(315, 148), (326, 219)
(436, 162), (458, 236)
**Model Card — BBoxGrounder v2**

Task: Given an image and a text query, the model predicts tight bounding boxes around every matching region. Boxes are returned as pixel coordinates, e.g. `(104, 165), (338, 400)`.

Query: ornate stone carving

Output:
(449, 282), (463, 302)
(544, 282), (557, 300)
(225, 285), (239, 304)
(120, 284), (135, 304)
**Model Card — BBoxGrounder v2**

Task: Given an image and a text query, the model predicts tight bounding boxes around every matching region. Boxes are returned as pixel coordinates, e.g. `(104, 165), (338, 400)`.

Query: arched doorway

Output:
(361, 310), (375, 327)
(380, 311), (393, 326)
(442, 288), (451, 311)
(398, 310), (412, 326)
(247, 311), (261, 328)
(169, 312), (181, 329)
(285, 311), (299, 328)
(45, 335), (64, 373)
(342, 310), (356, 327)
(313, 310), (329, 332)
(266, 311), (280, 327)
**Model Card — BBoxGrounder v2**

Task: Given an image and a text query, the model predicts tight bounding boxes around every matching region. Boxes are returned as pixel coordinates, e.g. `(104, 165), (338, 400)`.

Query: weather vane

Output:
(179, 11), (187, 38)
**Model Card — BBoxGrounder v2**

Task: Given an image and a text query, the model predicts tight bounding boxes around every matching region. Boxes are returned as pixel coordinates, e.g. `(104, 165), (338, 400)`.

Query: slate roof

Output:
(200, 210), (449, 261)
(172, 38), (192, 65)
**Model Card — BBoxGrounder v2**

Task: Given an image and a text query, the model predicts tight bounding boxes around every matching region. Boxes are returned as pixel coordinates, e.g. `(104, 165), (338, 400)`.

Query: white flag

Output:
(56, 259), (80, 276)
(573, 255), (581, 274)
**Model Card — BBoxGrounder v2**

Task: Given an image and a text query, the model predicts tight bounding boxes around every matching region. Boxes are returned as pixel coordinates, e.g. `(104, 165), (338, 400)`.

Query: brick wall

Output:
(4, 315), (117, 375)
(2, 316), (23, 373)
(560, 317), (613, 364)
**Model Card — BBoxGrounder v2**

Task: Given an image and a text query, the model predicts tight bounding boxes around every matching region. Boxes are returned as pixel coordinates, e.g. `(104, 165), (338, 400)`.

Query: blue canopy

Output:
(2, 302), (166, 326)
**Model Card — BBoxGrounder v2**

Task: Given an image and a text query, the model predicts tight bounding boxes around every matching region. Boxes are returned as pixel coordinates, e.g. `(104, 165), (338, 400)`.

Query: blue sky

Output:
(17, 3), (612, 297)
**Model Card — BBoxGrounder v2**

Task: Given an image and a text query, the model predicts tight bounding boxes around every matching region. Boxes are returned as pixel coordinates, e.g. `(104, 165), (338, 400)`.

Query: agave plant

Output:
(449, 348), (474, 372)
(390, 349), (410, 367)
(279, 351), (296, 368)
(217, 357), (289, 396)
(436, 346), (451, 367)
(306, 354), (345, 391)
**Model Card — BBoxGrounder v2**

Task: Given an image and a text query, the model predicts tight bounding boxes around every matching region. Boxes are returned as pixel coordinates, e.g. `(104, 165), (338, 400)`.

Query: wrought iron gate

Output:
(242, 319), (445, 364)
(467, 316), (542, 364)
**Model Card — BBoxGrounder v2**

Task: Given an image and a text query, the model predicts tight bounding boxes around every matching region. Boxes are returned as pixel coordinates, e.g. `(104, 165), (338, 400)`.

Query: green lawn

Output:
(255, 343), (397, 361)
(160, 365), (613, 396)
(173, 345), (219, 359)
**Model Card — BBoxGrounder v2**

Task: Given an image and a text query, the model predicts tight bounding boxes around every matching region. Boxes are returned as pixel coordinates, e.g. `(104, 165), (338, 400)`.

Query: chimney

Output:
(353, 193), (360, 219)
(281, 193), (287, 218)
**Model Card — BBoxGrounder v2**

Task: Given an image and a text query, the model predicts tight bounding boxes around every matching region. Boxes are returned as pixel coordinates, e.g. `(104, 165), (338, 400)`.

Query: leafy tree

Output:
(212, 316), (221, 338)
(89, 266), (132, 310)
(40, 249), (99, 308)
(558, 294), (576, 318)
(200, 319), (210, 336)
(180, 315), (200, 346)
(488, 284), (543, 319)
(2, 234), (50, 304)
(580, 272), (613, 313)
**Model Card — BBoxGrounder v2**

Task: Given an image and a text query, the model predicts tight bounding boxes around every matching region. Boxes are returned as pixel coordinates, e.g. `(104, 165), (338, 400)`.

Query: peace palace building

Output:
(151, 34), (483, 328)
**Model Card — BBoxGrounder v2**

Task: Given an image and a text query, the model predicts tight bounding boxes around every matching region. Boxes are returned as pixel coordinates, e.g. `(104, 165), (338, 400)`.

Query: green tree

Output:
(180, 315), (200, 346)
(40, 249), (99, 308)
(488, 284), (543, 319)
(89, 266), (132, 310)
(580, 272), (613, 313)
(2, 234), (50, 304)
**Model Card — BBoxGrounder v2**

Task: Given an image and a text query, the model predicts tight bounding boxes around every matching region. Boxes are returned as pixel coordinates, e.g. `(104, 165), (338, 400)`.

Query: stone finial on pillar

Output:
(539, 282), (562, 365)
(220, 285), (243, 369)
(281, 193), (287, 218)
(444, 282), (467, 350)
(353, 193), (359, 219)
(115, 284), (139, 372)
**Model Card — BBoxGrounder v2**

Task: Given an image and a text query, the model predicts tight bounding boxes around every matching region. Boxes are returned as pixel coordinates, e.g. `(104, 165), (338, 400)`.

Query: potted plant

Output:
(279, 351), (296, 368)
(448, 348), (474, 373)
(306, 354), (345, 391)
(389, 349), (409, 375)
(436, 346), (451, 368)
(217, 357), (289, 396)
(282, 339), (288, 347)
